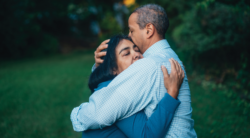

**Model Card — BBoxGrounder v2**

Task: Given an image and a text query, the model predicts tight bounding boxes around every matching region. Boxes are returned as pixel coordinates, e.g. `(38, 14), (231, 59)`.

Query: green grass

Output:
(0, 51), (249, 138)
(190, 81), (250, 137)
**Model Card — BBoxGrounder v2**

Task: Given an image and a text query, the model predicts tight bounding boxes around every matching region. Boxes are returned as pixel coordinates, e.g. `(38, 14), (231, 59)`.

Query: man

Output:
(73, 4), (196, 137)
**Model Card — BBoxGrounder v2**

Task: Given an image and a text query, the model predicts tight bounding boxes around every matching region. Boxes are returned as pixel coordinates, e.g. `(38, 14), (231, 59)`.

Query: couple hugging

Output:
(71, 4), (197, 138)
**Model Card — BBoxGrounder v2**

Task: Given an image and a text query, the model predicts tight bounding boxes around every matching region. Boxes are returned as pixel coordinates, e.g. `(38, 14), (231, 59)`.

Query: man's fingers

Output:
(161, 65), (169, 79)
(101, 39), (110, 45)
(96, 59), (104, 64)
(96, 52), (107, 58)
(96, 44), (108, 53)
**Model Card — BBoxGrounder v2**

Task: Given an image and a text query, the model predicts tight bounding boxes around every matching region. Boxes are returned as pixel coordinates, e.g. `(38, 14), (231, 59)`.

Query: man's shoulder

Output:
(147, 53), (170, 65)
(149, 48), (181, 64)
(121, 58), (158, 75)
(132, 58), (158, 68)
(131, 55), (169, 69)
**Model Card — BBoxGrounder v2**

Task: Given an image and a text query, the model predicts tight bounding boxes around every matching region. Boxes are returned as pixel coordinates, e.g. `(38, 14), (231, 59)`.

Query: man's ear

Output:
(145, 23), (155, 39)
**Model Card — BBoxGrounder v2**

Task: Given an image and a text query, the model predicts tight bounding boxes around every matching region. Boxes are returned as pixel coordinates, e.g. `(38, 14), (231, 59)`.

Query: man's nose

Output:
(128, 32), (131, 37)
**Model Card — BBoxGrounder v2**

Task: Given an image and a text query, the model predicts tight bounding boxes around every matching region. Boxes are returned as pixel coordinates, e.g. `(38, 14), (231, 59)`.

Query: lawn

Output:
(0, 51), (249, 138)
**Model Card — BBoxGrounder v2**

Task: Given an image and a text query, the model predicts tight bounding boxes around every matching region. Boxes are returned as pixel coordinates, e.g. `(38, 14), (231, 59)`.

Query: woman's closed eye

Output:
(124, 52), (130, 56)
(133, 45), (140, 52)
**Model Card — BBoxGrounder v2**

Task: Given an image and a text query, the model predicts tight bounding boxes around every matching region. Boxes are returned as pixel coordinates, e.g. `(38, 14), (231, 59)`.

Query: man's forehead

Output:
(129, 12), (138, 21)
(128, 13), (138, 28)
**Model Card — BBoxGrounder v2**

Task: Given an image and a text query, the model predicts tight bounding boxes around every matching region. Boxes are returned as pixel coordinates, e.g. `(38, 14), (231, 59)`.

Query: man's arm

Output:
(72, 58), (159, 131)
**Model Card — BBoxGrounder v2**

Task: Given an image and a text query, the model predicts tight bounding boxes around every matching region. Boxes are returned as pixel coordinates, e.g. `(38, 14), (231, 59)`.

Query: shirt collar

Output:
(143, 39), (170, 57)
(94, 80), (113, 91)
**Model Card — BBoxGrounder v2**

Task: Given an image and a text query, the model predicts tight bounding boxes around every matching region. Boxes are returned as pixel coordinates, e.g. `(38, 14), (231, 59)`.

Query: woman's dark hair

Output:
(88, 35), (133, 93)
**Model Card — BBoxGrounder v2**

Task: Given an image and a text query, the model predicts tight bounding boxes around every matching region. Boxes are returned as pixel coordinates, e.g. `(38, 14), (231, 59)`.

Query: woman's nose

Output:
(133, 52), (140, 60)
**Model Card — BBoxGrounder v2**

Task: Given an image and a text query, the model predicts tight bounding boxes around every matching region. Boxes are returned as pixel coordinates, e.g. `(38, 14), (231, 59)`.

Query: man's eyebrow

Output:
(119, 47), (130, 54)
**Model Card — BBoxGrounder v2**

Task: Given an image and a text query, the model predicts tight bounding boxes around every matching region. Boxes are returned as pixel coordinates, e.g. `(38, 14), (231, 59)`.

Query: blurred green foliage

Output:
(0, 0), (120, 58)
(0, 0), (71, 58)
(170, 0), (250, 100)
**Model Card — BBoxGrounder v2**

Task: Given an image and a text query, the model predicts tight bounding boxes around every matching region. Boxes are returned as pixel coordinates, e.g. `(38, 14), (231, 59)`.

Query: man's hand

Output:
(161, 58), (185, 99)
(94, 39), (110, 67)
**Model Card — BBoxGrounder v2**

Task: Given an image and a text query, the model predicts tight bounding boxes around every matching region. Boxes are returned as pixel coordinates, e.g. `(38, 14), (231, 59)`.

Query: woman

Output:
(71, 35), (184, 138)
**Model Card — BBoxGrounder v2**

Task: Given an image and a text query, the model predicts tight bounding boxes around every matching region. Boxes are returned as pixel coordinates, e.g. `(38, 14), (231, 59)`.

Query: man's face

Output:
(128, 13), (145, 52)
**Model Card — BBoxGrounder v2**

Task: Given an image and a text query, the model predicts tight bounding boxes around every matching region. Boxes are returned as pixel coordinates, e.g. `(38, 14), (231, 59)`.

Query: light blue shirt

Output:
(71, 39), (197, 137)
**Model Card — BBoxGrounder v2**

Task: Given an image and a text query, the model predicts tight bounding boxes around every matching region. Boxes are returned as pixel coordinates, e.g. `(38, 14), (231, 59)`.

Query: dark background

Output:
(0, 0), (250, 137)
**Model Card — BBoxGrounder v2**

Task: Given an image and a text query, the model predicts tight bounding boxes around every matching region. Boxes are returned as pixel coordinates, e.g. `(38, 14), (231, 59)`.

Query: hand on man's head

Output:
(161, 58), (185, 99)
(94, 39), (109, 67)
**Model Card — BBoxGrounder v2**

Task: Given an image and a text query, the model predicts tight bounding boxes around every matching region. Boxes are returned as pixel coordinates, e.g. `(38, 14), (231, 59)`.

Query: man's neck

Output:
(142, 37), (164, 54)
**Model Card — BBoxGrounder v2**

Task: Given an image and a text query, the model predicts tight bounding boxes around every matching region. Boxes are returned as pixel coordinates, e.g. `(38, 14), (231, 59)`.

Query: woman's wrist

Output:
(167, 88), (178, 99)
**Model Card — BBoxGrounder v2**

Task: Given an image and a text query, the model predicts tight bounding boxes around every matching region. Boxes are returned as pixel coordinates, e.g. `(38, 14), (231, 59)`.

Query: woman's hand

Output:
(94, 39), (110, 67)
(161, 58), (185, 99)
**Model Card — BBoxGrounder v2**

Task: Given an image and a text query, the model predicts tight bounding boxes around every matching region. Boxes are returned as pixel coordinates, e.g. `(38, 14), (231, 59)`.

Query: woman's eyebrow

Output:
(133, 45), (140, 51)
(119, 47), (130, 54)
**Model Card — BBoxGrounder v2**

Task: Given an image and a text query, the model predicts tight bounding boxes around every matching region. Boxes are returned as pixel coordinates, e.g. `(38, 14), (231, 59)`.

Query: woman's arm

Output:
(115, 93), (180, 138)
(82, 125), (127, 138)
(81, 93), (180, 138)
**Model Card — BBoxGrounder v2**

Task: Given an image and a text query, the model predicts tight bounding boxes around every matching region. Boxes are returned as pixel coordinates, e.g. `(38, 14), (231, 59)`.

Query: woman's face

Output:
(115, 39), (143, 75)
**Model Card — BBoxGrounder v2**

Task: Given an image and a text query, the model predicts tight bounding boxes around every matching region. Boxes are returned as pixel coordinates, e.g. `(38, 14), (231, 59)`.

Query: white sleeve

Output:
(71, 58), (159, 131)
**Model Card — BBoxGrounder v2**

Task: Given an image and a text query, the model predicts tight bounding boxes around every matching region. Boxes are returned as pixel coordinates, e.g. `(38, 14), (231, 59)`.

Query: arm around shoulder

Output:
(73, 58), (159, 131)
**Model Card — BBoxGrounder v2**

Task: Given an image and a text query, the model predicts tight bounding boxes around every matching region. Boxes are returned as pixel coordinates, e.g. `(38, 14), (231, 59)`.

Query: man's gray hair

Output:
(132, 4), (169, 38)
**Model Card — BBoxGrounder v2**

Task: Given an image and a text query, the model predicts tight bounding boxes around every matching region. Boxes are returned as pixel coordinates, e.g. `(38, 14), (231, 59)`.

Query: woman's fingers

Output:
(176, 60), (182, 77)
(171, 59), (182, 78)
(161, 65), (169, 79)
(174, 59), (180, 76)
(170, 58), (176, 74)
(182, 69), (185, 80)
